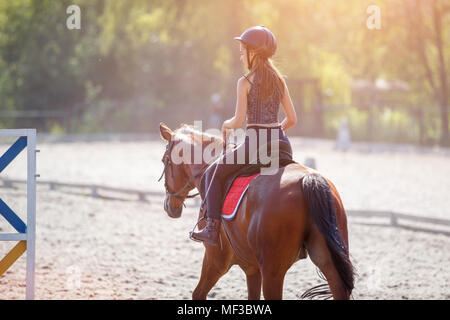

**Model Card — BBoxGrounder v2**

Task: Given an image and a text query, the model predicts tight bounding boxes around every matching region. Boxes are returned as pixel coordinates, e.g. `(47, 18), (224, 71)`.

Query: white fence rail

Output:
(1, 175), (449, 236)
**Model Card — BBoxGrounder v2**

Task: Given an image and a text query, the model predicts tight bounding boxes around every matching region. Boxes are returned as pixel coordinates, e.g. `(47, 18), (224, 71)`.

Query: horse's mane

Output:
(174, 123), (223, 148)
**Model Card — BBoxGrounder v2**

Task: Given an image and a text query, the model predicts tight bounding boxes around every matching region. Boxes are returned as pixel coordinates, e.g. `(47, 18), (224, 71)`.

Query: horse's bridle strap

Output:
(159, 140), (208, 202)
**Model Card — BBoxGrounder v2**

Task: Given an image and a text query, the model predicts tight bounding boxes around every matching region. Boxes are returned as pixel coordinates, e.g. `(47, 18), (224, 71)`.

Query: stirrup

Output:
(189, 218), (223, 250)
(189, 216), (206, 242)
(190, 231), (221, 248)
(189, 231), (203, 242)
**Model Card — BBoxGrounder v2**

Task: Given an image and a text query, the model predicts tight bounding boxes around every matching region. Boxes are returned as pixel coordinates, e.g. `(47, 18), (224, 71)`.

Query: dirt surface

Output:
(0, 137), (449, 299)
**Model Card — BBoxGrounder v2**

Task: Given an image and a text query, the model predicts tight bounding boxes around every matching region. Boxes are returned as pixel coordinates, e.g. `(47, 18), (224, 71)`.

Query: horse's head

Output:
(158, 122), (224, 218)
(159, 122), (193, 218)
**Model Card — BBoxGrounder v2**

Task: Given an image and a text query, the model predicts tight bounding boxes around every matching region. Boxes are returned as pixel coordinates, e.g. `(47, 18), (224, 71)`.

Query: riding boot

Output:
(190, 217), (221, 245)
(199, 202), (207, 218)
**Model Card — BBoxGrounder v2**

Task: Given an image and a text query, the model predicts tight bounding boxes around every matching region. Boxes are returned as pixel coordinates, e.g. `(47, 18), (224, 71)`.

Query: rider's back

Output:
(244, 73), (282, 124)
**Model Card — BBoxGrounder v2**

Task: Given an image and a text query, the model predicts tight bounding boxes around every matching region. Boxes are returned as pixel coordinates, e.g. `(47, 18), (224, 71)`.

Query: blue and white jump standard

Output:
(0, 129), (36, 300)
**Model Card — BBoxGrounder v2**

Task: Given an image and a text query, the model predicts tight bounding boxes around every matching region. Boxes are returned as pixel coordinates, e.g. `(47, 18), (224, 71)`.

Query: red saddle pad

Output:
(221, 173), (259, 220)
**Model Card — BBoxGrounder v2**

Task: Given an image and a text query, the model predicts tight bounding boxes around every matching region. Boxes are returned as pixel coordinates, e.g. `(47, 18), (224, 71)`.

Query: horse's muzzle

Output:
(164, 196), (182, 218)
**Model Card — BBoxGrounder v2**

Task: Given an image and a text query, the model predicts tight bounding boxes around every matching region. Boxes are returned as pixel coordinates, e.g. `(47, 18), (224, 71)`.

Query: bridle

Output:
(158, 139), (209, 206)
(160, 132), (232, 246)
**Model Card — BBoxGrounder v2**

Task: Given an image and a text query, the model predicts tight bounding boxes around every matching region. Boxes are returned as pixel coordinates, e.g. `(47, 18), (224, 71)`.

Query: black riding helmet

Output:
(234, 25), (277, 69)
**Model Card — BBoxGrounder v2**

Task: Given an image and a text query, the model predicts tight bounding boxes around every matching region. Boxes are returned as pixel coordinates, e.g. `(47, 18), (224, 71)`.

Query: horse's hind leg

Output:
(244, 267), (261, 300)
(260, 265), (288, 300)
(192, 245), (233, 300)
(258, 248), (292, 299)
(305, 227), (350, 300)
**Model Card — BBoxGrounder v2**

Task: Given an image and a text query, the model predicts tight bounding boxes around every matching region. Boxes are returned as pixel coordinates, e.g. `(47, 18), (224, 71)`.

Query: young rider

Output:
(191, 25), (297, 245)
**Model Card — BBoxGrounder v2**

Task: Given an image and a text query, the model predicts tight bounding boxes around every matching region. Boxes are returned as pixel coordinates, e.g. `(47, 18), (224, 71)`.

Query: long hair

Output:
(245, 44), (286, 104)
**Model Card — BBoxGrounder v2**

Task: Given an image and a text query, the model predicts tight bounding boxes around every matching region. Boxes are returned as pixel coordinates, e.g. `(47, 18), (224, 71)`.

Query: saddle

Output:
(198, 140), (297, 214)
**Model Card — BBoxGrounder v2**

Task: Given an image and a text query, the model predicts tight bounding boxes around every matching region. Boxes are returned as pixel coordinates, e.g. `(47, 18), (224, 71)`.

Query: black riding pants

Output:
(202, 125), (292, 219)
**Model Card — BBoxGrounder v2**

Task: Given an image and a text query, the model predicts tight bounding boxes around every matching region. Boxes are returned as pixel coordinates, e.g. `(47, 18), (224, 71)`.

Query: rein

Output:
(160, 131), (233, 250)
(158, 140), (209, 206)
(159, 133), (235, 204)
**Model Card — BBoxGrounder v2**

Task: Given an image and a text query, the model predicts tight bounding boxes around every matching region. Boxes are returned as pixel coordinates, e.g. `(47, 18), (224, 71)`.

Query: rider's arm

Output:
(280, 80), (297, 131)
(222, 77), (248, 130)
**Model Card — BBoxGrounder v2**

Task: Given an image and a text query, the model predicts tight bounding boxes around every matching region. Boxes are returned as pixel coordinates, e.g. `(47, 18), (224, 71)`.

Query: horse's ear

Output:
(159, 122), (173, 141)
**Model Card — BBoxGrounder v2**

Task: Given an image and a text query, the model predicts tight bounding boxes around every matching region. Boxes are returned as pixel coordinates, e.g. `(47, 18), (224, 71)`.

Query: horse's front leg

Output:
(192, 241), (234, 300)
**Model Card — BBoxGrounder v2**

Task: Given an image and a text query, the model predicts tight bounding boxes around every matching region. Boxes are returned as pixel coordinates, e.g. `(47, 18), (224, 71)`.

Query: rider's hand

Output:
(221, 121), (235, 149)
(221, 121), (230, 142)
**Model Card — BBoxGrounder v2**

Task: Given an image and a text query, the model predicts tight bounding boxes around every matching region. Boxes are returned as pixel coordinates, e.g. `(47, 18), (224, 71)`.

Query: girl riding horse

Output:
(191, 25), (298, 245)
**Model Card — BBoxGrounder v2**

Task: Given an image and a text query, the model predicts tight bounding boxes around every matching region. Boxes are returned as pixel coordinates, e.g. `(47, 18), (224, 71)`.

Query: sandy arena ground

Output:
(0, 136), (449, 299)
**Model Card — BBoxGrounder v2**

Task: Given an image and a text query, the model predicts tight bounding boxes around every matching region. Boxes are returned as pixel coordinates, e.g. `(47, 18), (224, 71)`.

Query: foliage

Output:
(0, 0), (448, 145)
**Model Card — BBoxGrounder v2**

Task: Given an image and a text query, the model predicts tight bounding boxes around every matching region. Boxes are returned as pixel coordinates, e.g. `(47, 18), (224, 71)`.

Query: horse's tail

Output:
(300, 172), (355, 299)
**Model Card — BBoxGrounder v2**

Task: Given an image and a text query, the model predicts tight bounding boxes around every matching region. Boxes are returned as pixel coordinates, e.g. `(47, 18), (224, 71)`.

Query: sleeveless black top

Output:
(244, 73), (281, 124)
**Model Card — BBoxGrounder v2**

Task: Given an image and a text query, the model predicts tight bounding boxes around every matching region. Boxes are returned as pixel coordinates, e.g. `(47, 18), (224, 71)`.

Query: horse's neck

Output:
(185, 135), (225, 188)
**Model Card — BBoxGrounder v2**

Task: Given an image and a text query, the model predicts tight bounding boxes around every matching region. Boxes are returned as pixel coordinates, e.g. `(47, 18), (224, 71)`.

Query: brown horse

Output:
(159, 122), (355, 300)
